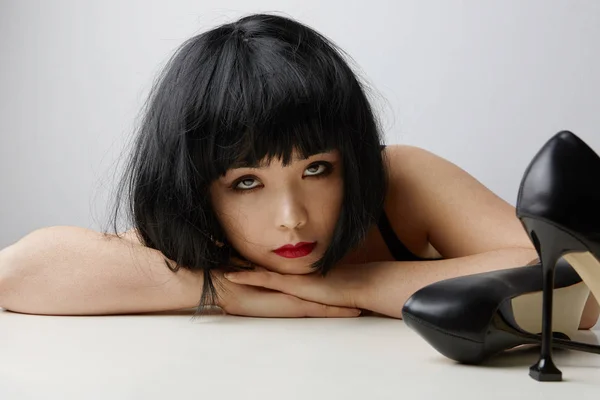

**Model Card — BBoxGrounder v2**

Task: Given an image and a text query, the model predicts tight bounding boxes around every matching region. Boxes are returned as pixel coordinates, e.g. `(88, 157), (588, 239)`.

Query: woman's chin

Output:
(265, 258), (321, 275)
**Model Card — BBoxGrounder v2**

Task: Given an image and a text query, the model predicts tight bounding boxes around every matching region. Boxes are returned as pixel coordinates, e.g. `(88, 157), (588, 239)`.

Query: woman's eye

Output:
(236, 178), (259, 190)
(231, 162), (333, 193)
(305, 163), (326, 176)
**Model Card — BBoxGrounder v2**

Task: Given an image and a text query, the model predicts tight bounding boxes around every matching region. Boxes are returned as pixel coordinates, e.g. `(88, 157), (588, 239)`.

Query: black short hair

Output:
(104, 13), (388, 314)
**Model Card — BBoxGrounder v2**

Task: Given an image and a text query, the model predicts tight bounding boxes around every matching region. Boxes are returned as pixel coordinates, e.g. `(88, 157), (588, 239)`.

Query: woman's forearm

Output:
(0, 226), (204, 315)
(358, 247), (540, 319)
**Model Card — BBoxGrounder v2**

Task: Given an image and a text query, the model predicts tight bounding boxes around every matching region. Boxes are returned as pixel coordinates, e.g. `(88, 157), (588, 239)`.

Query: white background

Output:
(1, 0), (599, 247)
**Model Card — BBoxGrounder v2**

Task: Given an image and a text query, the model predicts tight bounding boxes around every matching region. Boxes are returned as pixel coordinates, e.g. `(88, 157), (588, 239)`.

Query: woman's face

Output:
(209, 148), (344, 274)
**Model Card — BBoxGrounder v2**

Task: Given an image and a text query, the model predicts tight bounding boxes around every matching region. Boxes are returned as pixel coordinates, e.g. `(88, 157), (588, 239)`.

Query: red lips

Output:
(273, 242), (317, 258)
(274, 242), (315, 251)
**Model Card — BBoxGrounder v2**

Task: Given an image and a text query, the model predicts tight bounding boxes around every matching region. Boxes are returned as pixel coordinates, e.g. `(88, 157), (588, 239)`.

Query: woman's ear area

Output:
(207, 178), (226, 211)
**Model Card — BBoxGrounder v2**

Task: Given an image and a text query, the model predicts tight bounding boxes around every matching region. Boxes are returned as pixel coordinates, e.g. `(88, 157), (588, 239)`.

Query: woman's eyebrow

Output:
(229, 159), (271, 170)
(230, 151), (336, 170)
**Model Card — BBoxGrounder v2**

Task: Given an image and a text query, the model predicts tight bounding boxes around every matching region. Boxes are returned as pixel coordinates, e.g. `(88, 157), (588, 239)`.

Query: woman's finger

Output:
(300, 299), (361, 318)
(225, 269), (347, 308)
(225, 268), (304, 293)
(271, 293), (361, 318)
(217, 275), (361, 318)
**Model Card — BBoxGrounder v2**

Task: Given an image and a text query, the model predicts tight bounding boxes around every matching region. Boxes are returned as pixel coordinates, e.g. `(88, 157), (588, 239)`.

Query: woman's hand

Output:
(222, 261), (370, 311)
(213, 259), (362, 318)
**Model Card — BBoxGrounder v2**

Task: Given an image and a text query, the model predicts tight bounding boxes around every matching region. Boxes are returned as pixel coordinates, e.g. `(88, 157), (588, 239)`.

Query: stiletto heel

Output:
(516, 130), (600, 382)
(520, 217), (589, 381)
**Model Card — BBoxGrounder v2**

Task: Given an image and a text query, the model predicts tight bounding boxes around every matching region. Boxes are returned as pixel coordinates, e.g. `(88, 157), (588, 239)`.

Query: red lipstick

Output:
(273, 242), (317, 258)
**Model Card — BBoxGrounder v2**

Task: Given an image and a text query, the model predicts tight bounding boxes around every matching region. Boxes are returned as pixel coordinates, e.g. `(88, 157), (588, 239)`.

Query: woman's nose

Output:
(273, 192), (308, 230)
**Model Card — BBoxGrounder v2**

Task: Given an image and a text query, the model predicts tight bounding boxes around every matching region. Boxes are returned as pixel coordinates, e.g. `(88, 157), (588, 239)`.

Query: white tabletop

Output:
(1, 307), (599, 399)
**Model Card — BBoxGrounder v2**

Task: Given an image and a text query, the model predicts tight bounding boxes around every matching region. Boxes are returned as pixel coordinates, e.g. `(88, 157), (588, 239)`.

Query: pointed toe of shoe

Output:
(401, 259), (580, 364)
(401, 277), (499, 363)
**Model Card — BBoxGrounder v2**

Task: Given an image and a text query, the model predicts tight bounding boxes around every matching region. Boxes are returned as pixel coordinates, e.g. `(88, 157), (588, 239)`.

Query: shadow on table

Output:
(429, 330), (600, 371)
(132, 306), (225, 317)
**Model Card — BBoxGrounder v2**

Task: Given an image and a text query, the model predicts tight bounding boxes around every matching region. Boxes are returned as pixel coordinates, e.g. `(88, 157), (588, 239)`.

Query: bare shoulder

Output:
(382, 143), (444, 174)
(383, 143), (534, 258)
(379, 145), (439, 255)
(382, 143), (463, 197)
(381, 143), (442, 211)
(114, 228), (143, 246)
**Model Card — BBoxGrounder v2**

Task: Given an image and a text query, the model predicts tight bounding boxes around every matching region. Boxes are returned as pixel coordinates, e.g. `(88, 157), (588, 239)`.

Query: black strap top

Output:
(378, 144), (435, 262)
(377, 210), (429, 261)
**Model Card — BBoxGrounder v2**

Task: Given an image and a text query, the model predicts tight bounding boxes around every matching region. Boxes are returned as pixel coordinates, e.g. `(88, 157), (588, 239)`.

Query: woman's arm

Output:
(0, 226), (361, 318)
(355, 247), (537, 318)
(0, 226), (204, 315)
(224, 250), (599, 328)
(357, 251), (599, 329)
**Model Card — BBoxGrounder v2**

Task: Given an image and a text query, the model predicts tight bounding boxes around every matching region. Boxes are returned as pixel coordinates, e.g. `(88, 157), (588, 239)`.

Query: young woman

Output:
(0, 13), (598, 327)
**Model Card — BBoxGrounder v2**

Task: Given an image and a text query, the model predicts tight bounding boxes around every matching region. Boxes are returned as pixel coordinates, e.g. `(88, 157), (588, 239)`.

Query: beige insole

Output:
(564, 251), (600, 308)
(511, 280), (589, 336)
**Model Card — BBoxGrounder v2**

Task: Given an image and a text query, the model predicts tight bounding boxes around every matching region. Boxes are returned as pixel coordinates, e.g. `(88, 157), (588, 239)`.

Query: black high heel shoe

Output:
(402, 259), (592, 364)
(516, 130), (600, 381)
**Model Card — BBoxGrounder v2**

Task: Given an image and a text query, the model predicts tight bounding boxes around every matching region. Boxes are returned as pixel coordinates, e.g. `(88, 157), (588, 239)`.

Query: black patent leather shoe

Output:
(515, 130), (600, 381)
(401, 259), (595, 364)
